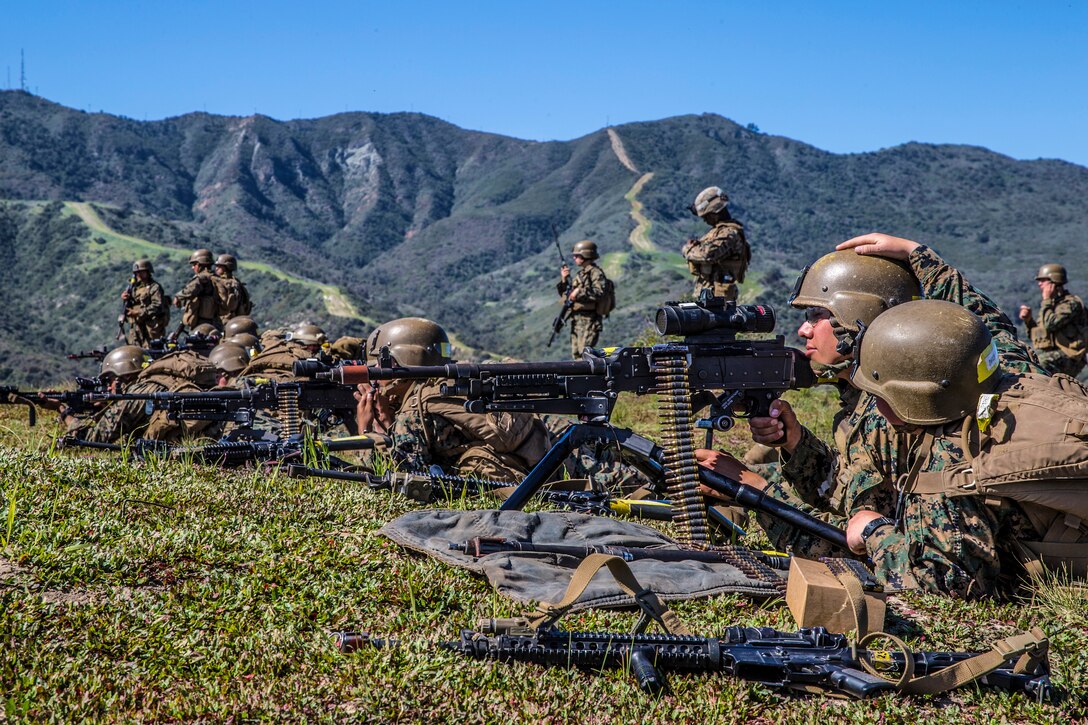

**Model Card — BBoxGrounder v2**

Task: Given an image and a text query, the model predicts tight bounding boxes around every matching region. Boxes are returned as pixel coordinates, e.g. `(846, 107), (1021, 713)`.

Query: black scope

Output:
(655, 301), (776, 337)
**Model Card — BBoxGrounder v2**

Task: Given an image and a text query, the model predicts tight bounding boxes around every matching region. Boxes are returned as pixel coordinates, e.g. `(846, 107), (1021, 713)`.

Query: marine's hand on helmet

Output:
(837, 233), (920, 260)
(748, 399), (802, 453)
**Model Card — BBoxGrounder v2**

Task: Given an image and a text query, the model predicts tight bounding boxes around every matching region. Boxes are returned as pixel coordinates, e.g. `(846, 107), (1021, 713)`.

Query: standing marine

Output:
(122, 259), (170, 346)
(173, 249), (221, 332)
(213, 253), (254, 325)
(681, 186), (750, 301)
(557, 240), (612, 360)
(1019, 263), (1087, 377)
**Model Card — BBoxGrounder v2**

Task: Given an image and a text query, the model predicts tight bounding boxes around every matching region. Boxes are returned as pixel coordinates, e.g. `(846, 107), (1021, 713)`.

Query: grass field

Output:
(1, 392), (1086, 723)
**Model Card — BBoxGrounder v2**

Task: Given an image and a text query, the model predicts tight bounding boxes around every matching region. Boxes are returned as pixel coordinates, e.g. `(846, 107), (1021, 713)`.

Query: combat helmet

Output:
(132, 259), (154, 274)
(366, 318), (452, 366)
(572, 240), (599, 260)
(225, 332), (260, 350)
(207, 343), (250, 374)
(188, 249), (214, 266)
(689, 186), (729, 218)
(224, 316), (259, 337)
(1036, 263), (1068, 285)
(100, 345), (146, 379)
(215, 253), (238, 272)
(851, 300), (1000, 426)
(790, 251), (920, 335)
(191, 323), (221, 340)
(288, 323), (327, 347)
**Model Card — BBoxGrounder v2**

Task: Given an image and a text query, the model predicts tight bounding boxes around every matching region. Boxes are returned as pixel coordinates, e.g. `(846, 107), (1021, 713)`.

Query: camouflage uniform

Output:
(375, 381), (549, 480)
(71, 379), (202, 444)
(542, 415), (654, 495)
(214, 276), (253, 325)
(560, 263), (608, 360)
(237, 340), (315, 382)
(760, 246), (1046, 595)
(126, 279), (170, 347)
(1024, 290), (1087, 377)
(681, 221), (750, 301)
(175, 270), (220, 329)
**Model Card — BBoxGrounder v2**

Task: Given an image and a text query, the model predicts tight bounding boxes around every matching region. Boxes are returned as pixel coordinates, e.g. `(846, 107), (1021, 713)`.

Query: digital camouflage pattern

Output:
(542, 415), (653, 495)
(560, 262), (609, 359)
(1024, 290), (1087, 377)
(175, 270), (220, 328)
(125, 279), (170, 346)
(761, 245), (1046, 596)
(681, 221), (750, 301)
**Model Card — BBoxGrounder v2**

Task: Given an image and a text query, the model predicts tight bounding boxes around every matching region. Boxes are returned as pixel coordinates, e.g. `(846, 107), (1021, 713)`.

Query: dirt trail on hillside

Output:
(607, 129), (658, 253)
(607, 128), (640, 173)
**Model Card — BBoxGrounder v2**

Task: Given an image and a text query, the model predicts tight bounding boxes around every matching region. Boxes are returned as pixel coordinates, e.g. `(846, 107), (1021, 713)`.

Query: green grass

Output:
(0, 402), (1085, 723)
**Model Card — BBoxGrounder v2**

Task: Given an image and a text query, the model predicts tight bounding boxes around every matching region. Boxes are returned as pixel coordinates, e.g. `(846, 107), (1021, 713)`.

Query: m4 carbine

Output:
(436, 622), (1052, 699)
(88, 376), (360, 436)
(57, 432), (386, 468)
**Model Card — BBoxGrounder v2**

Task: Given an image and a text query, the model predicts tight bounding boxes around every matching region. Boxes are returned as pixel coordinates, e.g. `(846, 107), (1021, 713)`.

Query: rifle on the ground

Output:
(88, 376), (361, 435)
(57, 432), (386, 468)
(431, 622), (1052, 699)
(294, 295), (838, 549)
(548, 226), (574, 348)
(117, 275), (136, 341)
(451, 536), (790, 570)
(1, 376), (108, 426)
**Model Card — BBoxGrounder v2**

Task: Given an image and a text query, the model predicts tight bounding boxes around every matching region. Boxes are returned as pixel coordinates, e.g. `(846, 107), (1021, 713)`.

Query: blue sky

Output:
(3, 1), (1086, 164)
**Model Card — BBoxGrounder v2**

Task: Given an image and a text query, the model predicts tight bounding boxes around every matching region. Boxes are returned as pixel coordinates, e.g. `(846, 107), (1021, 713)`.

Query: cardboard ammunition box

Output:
(786, 557), (886, 634)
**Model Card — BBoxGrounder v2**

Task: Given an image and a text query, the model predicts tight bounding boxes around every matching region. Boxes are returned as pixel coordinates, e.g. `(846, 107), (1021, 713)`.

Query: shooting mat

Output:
(379, 509), (784, 611)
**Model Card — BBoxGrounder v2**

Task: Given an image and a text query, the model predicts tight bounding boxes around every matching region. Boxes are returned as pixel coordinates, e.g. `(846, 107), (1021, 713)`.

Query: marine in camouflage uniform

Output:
(213, 253), (254, 325)
(558, 240), (609, 360)
(357, 317), (549, 480)
(754, 242), (1045, 595)
(124, 259), (170, 347)
(852, 300), (1044, 599)
(173, 249), (221, 330)
(1019, 263), (1087, 377)
(681, 187), (750, 302)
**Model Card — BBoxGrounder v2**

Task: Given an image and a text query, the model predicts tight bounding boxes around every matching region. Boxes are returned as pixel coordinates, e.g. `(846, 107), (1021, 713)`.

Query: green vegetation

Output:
(1, 395), (1085, 722)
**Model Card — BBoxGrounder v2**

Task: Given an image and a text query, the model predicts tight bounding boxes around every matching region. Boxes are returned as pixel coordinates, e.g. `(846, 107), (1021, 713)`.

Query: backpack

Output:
(595, 276), (616, 317)
(137, 350), (218, 390)
(1053, 293), (1088, 359)
(906, 372), (1088, 575)
(212, 276), (240, 319)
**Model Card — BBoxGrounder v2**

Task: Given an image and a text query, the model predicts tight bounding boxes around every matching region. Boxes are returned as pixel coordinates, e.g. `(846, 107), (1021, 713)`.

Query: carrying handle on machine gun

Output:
(1, 388), (37, 427)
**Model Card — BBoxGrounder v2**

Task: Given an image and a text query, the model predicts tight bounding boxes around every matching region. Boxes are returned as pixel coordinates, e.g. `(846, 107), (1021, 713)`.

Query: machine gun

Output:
(57, 432), (385, 468)
(66, 335), (219, 367)
(66, 346), (110, 362)
(295, 295), (828, 549)
(548, 226), (574, 348)
(432, 622), (1052, 699)
(87, 376), (361, 436)
(1, 376), (108, 426)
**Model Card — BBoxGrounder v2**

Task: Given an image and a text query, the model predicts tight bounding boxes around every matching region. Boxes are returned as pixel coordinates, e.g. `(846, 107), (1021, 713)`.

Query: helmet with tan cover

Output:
(224, 316), (258, 337)
(208, 343), (250, 374)
(225, 332), (259, 350)
(790, 251), (920, 334)
(215, 253), (238, 272)
(191, 323), (221, 340)
(1036, 264), (1068, 285)
(851, 300), (1001, 426)
(288, 323), (327, 347)
(366, 317), (452, 366)
(132, 259), (154, 274)
(689, 186), (729, 218)
(100, 345), (146, 379)
(572, 240), (599, 260)
(188, 249), (214, 266)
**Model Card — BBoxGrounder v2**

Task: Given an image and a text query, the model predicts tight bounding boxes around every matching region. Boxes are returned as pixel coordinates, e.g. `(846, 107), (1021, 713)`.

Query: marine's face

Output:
(135, 270), (150, 282)
(1037, 279), (1056, 298)
(573, 254), (586, 267)
(796, 307), (846, 366)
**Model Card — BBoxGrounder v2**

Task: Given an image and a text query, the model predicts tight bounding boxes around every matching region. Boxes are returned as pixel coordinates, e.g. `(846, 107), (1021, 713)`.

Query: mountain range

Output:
(2, 89), (1087, 384)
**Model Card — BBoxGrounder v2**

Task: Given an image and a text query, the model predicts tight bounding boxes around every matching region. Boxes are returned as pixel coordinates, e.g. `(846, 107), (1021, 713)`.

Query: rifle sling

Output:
(519, 553), (692, 636)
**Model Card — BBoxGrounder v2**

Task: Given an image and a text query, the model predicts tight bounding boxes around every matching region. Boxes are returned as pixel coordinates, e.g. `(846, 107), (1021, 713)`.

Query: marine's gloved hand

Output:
(748, 399), (802, 453)
(837, 233), (920, 260)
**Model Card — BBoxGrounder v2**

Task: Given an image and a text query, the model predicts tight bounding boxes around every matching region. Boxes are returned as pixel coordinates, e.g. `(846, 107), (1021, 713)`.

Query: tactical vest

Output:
(134, 350), (218, 441)
(904, 373), (1088, 577)
(412, 381), (551, 476)
(683, 222), (749, 282)
(1032, 292), (1088, 359)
